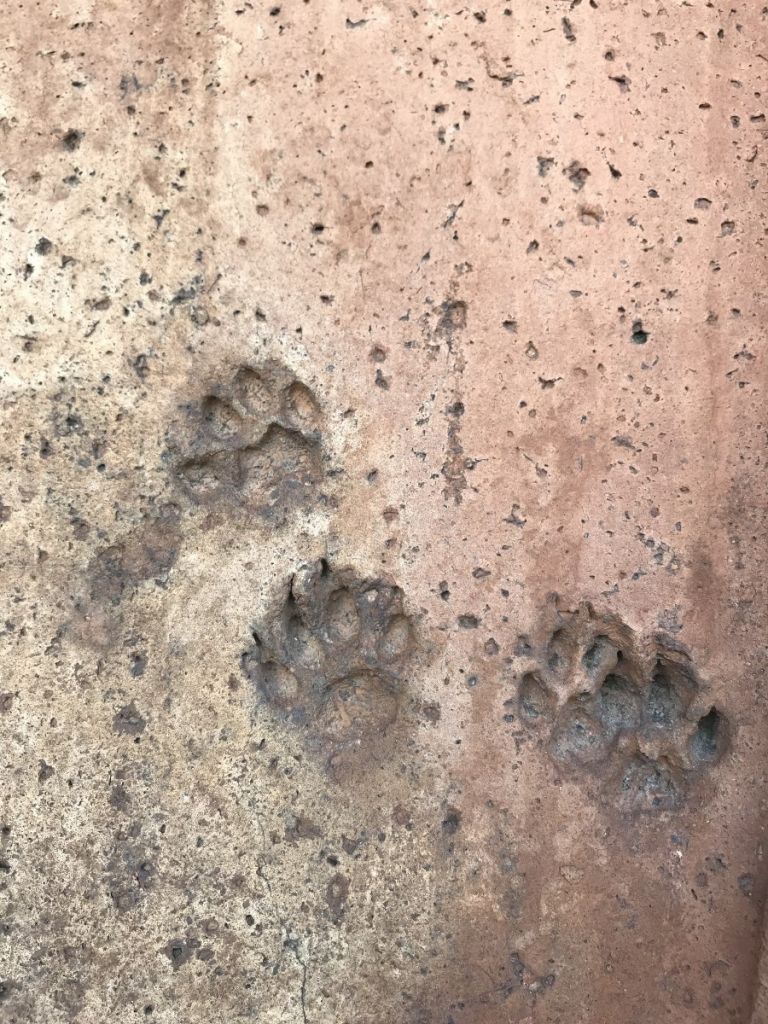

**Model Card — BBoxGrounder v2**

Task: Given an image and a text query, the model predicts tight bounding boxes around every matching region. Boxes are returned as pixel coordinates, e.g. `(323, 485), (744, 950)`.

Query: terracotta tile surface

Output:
(0, 3), (766, 1022)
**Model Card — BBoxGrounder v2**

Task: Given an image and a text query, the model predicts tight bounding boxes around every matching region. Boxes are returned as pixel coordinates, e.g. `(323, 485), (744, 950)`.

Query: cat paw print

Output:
(175, 361), (326, 522)
(240, 558), (417, 773)
(515, 606), (729, 813)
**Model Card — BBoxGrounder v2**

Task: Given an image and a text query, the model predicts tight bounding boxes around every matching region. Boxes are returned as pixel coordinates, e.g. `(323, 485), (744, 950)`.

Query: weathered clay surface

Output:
(0, 2), (767, 1023)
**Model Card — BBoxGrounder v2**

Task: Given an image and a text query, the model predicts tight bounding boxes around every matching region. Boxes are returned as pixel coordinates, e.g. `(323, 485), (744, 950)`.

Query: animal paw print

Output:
(240, 559), (417, 771)
(516, 606), (729, 813)
(176, 361), (325, 522)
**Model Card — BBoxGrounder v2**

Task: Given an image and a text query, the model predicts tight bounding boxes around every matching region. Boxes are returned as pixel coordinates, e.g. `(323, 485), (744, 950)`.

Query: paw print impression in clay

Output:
(176, 361), (326, 523)
(240, 559), (418, 773)
(515, 606), (730, 813)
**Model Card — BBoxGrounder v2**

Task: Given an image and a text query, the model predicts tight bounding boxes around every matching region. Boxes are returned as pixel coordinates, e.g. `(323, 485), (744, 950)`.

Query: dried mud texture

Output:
(1, 2), (768, 1024)
(175, 361), (326, 524)
(241, 557), (417, 775)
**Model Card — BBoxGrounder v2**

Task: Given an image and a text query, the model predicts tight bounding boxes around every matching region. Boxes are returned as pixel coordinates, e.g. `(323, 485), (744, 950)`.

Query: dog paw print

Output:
(516, 606), (729, 813)
(176, 361), (326, 522)
(240, 558), (417, 772)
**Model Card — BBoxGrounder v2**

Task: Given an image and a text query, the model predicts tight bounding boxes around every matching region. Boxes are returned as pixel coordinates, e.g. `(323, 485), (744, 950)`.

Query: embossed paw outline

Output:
(240, 559), (416, 766)
(516, 606), (729, 812)
(176, 361), (325, 521)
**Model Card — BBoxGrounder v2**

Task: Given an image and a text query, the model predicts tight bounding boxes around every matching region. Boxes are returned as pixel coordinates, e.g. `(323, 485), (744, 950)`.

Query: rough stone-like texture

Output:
(1, 3), (767, 1022)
